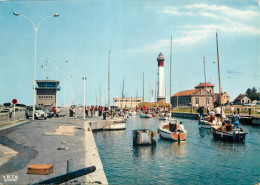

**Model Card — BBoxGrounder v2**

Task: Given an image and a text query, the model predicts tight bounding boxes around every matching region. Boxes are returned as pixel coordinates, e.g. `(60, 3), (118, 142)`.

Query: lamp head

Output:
(13, 12), (19, 16)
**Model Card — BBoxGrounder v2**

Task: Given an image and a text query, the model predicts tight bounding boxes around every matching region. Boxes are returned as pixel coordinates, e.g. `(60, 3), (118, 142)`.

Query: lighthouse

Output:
(157, 53), (166, 103)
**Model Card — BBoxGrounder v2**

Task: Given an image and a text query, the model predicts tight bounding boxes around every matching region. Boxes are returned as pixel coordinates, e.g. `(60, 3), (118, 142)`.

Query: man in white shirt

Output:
(178, 122), (185, 132)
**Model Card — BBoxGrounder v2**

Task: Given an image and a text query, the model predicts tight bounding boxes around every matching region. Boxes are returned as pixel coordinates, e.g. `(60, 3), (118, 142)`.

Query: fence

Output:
(0, 110), (26, 126)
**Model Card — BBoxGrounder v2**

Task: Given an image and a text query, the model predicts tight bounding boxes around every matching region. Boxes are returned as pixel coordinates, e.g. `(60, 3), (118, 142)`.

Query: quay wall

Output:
(84, 121), (108, 184)
(171, 112), (199, 120)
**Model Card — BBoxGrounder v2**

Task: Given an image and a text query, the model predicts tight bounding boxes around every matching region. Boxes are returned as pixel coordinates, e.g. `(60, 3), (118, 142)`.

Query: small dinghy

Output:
(158, 119), (187, 142)
(140, 113), (153, 118)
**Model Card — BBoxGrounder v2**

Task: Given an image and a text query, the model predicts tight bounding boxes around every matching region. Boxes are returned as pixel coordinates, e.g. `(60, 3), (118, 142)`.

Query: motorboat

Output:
(152, 113), (159, 117)
(140, 113), (153, 118)
(159, 116), (167, 120)
(198, 115), (222, 129)
(212, 123), (247, 143)
(129, 111), (136, 116)
(158, 119), (187, 142)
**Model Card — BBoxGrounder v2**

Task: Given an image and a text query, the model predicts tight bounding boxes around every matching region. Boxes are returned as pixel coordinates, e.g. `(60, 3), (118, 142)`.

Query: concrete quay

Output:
(88, 117), (126, 131)
(0, 111), (108, 184)
(171, 112), (199, 119)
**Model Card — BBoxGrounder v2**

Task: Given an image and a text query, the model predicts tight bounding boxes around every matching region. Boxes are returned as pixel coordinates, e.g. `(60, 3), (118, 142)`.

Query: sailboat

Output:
(157, 35), (187, 142)
(211, 32), (247, 143)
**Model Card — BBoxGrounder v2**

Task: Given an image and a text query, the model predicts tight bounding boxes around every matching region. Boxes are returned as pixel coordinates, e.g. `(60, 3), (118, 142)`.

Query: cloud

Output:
(185, 3), (260, 20)
(200, 12), (218, 19)
(182, 23), (259, 35)
(226, 70), (243, 75)
(125, 29), (212, 54)
(159, 7), (193, 16)
(161, 7), (179, 15)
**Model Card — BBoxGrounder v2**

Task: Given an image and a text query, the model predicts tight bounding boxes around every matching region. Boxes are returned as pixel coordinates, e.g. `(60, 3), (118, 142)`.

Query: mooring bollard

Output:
(67, 159), (74, 173)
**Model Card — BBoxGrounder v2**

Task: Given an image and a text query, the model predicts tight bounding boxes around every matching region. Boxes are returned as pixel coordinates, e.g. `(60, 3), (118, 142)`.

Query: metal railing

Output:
(0, 110), (26, 125)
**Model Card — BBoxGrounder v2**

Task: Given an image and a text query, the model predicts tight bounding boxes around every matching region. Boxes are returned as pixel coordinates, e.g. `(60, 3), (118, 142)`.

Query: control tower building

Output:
(36, 80), (60, 109)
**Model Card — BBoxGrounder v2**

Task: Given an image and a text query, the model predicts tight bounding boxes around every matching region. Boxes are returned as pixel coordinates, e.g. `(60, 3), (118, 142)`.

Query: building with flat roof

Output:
(36, 80), (60, 109)
(113, 97), (143, 108)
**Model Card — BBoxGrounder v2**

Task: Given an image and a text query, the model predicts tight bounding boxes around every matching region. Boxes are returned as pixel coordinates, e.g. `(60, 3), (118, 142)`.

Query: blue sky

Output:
(0, 0), (259, 106)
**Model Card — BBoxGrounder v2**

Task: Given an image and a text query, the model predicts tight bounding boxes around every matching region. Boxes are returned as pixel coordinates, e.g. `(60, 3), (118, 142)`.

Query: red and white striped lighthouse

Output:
(157, 53), (166, 103)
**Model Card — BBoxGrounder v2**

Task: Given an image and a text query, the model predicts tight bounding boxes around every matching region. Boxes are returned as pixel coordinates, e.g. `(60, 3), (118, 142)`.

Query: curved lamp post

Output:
(13, 12), (59, 120)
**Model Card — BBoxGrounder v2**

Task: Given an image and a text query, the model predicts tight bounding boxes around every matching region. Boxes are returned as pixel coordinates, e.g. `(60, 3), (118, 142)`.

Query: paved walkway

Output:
(0, 111), (108, 184)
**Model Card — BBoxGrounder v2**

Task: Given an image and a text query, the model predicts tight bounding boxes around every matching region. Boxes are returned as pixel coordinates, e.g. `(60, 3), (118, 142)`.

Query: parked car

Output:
(26, 107), (47, 119)
(42, 108), (52, 118)
(242, 103), (250, 106)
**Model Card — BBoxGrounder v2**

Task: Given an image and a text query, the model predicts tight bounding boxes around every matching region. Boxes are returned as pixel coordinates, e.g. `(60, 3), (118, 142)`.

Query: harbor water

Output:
(93, 116), (260, 184)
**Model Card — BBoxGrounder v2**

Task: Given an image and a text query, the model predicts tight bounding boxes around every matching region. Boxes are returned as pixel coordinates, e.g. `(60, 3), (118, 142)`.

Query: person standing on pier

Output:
(90, 106), (93, 117)
(53, 107), (57, 118)
(85, 106), (89, 117)
(98, 106), (102, 117)
(207, 106), (210, 115)
(232, 111), (240, 133)
(231, 106), (235, 115)
(199, 106), (204, 120)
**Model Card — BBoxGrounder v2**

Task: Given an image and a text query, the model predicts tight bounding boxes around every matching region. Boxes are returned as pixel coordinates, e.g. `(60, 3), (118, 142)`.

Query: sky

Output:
(0, 0), (259, 106)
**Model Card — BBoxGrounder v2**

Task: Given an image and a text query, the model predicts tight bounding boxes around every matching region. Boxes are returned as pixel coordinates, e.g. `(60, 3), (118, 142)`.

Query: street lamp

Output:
(13, 12), (59, 120)
(82, 77), (87, 121)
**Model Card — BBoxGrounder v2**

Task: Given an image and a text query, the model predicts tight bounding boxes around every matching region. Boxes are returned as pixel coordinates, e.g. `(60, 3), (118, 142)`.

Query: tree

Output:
(246, 88), (252, 96)
(246, 87), (260, 101)
(3, 103), (11, 107)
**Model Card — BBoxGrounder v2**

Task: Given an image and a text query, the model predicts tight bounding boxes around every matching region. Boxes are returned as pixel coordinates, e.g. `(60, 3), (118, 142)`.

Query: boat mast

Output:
(100, 83), (101, 106)
(170, 35), (172, 111)
(149, 85), (151, 102)
(122, 76), (125, 108)
(143, 72), (144, 103)
(216, 32), (223, 118)
(204, 56), (207, 107)
(108, 50), (110, 107)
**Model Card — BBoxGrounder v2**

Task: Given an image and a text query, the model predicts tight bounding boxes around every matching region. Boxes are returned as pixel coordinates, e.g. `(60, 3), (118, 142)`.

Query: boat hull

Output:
(158, 128), (186, 141)
(140, 114), (152, 118)
(212, 129), (246, 143)
(198, 120), (221, 129)
(129, 112), (136, 116)
(252, 118), (260, 125)
(198, 120), (212, 129)
(159, 116), (167, 120)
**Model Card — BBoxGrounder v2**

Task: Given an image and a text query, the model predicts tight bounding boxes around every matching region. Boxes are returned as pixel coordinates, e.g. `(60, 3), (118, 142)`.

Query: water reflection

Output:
(199, 128), (211, 138)
(211, 139), (246, 153)
(172, 141), (187, 155)
(132, 145), (157, 159)
(94, 130), (126, 136)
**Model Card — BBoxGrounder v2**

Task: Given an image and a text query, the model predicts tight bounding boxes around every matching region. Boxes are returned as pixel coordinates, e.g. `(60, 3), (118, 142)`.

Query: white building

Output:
(113, 97), (143, 108)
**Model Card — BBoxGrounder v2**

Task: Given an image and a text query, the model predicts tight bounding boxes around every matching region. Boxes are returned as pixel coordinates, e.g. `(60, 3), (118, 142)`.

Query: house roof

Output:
(234, 94), (249, 101)
(214, 92), (230, 97)
(172, 89), (199, 97)
(195, 83), (214, 88)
